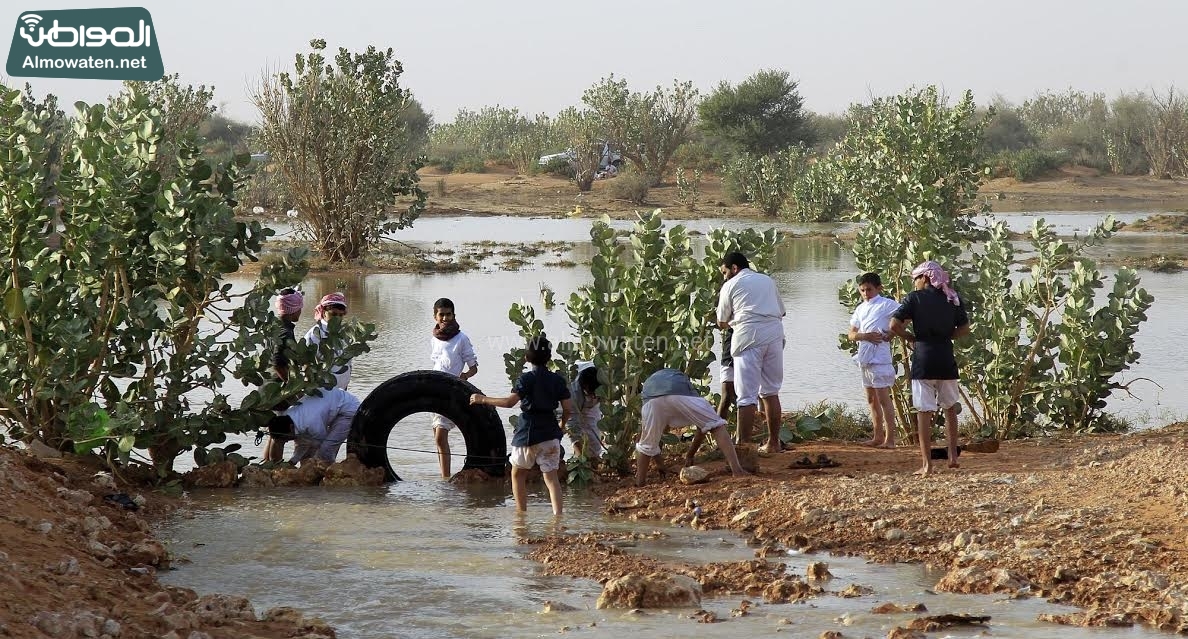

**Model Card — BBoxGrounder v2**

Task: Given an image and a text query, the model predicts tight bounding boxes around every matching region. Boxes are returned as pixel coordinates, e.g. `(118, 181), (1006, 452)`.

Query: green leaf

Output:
(3, 288), (25, 317)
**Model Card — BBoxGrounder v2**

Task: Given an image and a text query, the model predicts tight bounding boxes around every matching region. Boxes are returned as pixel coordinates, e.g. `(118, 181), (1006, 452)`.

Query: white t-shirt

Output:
(303, 321), (352, 390)
(849, 295), (899, 365)
(716, 268), (785, 356)
(285, 388), (360, 462)
(430, 332), (478, 377)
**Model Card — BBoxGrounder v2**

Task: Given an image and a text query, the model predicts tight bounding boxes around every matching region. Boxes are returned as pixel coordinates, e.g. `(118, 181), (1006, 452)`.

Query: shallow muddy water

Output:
(157, 485), (1163, 639)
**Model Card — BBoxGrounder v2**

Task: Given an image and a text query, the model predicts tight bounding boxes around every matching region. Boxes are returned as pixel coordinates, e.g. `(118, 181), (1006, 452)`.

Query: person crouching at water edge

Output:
(635, 368), (750, 487)
(889, 261), (970, 476)
(471, 335), (572, 517)
(266, 387), (361, 465)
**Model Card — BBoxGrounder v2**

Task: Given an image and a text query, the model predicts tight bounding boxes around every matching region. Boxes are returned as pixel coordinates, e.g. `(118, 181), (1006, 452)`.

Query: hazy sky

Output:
(5, 0), (1186, 125)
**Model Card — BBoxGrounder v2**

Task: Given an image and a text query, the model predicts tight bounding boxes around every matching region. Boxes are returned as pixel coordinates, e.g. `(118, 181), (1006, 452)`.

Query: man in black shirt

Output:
(890, 261), (971, 476)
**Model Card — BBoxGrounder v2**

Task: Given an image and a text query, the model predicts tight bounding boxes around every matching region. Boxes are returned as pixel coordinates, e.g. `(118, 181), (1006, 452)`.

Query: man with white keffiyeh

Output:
(890, 261), (971, 476)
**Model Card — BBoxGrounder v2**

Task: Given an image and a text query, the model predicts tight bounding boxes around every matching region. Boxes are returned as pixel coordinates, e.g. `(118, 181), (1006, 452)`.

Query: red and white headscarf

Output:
(912, 261), (960, 306)
(313, 292), (348, 322)
(274, 290), (304, 317)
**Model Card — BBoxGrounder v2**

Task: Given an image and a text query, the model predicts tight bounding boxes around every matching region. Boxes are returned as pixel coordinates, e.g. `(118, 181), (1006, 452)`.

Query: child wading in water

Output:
(471, 335), (572, 516)
(848, 272), (900, 448)
(429, 298), (478, 479)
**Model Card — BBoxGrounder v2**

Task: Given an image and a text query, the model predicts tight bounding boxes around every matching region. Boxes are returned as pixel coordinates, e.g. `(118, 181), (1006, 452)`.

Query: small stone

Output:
(884, 528), (905, 541)
(679, 466), (710, 485)
(806, 562), (833, 581)
(541, 600), (578, 613)
(36, 521), (53, 534)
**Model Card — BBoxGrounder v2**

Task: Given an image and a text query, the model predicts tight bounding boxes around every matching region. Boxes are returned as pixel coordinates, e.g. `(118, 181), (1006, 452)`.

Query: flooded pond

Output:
(156, 212), (1185, 638)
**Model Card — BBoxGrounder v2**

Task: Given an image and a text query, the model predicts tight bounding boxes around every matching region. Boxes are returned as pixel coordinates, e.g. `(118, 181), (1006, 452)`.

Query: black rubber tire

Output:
(348, 370), (507, 482)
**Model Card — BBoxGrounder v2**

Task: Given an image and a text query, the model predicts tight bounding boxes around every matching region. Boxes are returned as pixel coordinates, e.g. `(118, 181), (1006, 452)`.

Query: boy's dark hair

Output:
(267, 414), (296, 441)
(577, 366), (601, 395)
(722, 252), (750, 270)
(526, 334), (551, 366)
(433, 297), (455, 312)
(280, 287), (297, 295)
(858, 272), (882, 287)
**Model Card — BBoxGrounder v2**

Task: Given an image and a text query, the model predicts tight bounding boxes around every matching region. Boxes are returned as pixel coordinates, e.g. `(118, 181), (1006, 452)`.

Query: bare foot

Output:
(731, 469), (752, 478)
(948, 461), (960, 469)
(859, 438), (880, 447)
(683, 454), (696, 467)
(913, 465), (931, 476)
(877, 442), (897, 449)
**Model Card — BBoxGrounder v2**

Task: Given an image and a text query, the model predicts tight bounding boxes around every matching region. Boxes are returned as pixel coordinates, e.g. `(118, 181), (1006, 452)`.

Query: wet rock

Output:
(189, 594), (257, 623)
(690, 609), (718, 623)
(596, 572), (703, 609)
(127, 540), (168, 566)
(806, 561), (833, 581)
(763, 577), (816, 604)
(541, 600), (578, 613)
(838, 584), (874, 598)
(734, 444), (760, 473)
(679, 465), (710, 485)
(263, 607), (305, 624)
(906, 614), (990, 631)
(886, 628), (925, 639)
(322, 455), (385, 487)
(450, 468), (496, 484)
(272, 460), (329, 486)
(184, 461), (239, 488)
(872, 602), (927, 614)
(935, 566), (1023, 594)
(820, 632), (843, 639)
(238, 465), (275, 488)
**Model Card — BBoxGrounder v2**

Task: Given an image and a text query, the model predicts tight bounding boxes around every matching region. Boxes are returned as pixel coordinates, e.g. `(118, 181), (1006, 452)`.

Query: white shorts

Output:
(431, 414), (456, 431)
(721, 364), (734, 384)
(733, 340), (783, 407)
(636, 395), (725, 457)
(510, 439), (562, 473)
(912, 379), (961, 412)
(860, 363), (896, 389)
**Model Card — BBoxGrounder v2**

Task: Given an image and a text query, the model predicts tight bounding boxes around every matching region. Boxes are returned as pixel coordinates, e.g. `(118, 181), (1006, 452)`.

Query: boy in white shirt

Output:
(267, 387), (360, 464)
(429, 298), (478, 479)
(848, 272), (900, 448)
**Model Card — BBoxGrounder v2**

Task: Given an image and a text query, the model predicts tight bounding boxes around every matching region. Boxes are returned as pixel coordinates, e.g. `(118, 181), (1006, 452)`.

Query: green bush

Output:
(452, 155), (487, 174)
(608, 173), (651, 204)
(1009, 148), (1065, 181)
(539, 156), (575, 179)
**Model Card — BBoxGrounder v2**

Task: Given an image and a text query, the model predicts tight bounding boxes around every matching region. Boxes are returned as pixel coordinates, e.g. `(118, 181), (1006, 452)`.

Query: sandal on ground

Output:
(790, 454), (840, 470)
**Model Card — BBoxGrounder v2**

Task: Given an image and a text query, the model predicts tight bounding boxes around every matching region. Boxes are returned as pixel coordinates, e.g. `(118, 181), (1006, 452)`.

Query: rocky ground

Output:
(525, 423), (1188, 634)
(0, 447), (337, 639)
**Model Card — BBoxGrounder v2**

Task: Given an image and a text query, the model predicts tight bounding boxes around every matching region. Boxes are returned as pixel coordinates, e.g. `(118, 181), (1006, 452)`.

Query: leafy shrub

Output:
(608, 173), (651, 204)
(1009, 148), (1065, 181)
(789, 159), (847, 222)
(452, 155), (487, 174)
(540, 156), (575, 179)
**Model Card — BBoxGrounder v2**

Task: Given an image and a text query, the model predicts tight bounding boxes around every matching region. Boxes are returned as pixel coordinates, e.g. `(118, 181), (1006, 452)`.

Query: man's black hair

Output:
(267, 414), (296, 441)
(433, 297), (455, 312)
(858, 272), (882, 287)
(577, 366), (601, 395)
(722, 251), (750, 270)
(526, 334), (551, 366)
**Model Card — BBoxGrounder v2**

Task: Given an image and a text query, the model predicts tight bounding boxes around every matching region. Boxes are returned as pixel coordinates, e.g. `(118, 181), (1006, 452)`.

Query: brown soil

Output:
(527, 423), (1188, 633)
(0, 447), (335, 639)
(1119, 213), (1188, 233)
(414, 164), (1188, 218)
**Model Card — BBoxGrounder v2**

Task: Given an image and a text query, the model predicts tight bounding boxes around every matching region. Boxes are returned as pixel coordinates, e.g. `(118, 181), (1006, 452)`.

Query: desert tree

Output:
(253, 39), (427, 263)
(582, 75), (699, 184)
(698, 69), (815, 156)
